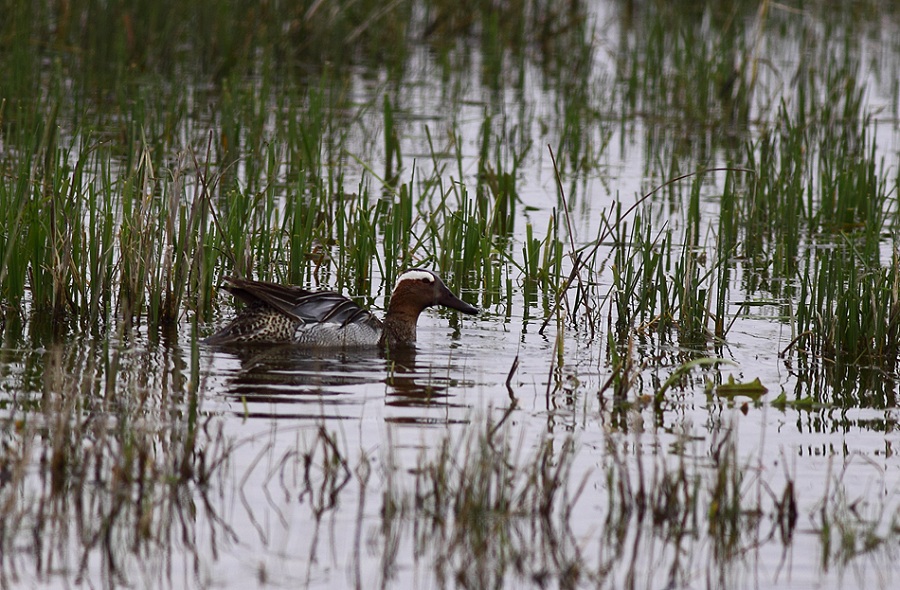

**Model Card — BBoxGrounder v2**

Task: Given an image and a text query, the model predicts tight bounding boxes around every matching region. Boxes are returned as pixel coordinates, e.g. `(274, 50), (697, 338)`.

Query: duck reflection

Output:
(212, 343), (469, 418)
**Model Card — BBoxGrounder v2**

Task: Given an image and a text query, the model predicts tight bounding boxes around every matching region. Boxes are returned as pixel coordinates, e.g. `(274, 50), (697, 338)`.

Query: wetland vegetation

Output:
(2, 0), (900, 588)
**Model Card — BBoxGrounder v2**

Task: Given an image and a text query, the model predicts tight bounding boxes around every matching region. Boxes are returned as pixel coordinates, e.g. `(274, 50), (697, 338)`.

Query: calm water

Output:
(4, 1), (900, 589)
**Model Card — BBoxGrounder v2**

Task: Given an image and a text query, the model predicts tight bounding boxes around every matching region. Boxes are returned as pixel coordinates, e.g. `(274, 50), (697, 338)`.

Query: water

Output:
(4, 1), (900, 588)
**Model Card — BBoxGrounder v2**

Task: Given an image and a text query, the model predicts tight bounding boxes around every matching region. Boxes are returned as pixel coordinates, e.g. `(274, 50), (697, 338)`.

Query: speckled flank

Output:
(207, 306), (297, 343)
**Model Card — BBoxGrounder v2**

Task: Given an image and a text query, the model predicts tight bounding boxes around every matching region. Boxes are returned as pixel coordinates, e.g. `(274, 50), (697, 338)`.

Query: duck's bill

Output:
(439, 288), (479, 315)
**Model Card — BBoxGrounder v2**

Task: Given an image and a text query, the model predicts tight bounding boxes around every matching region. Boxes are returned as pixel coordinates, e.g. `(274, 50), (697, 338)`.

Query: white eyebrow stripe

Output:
(397, 270), (435, 283)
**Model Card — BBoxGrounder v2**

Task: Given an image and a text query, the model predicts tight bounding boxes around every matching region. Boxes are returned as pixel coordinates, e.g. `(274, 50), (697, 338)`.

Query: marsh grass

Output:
(363, 412), (899, 589)
(3, 0), (900, 587)
(807, 454), (900, 580)
(766, 104), (900, 377)
(615, 0), (756, 130)
(0, 85), (511, 336)
(0, 0), (590, 338)
(607, 171), (744, 350)
(0, 338), (232, 588)
(4, 380), (895, 589)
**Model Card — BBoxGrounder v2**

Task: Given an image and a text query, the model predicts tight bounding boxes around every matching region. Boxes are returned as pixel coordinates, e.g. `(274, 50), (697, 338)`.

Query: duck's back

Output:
(206, 277), (383, 346)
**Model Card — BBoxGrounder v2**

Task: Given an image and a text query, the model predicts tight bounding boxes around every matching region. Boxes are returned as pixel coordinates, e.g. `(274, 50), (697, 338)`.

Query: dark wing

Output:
(224, 277), (381, 328)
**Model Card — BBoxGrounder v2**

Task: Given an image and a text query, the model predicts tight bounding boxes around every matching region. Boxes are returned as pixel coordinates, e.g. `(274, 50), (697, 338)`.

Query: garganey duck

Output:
(206, 269), (478, 348)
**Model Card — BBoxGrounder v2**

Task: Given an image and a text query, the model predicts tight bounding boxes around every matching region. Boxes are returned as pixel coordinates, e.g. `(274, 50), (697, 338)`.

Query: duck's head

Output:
(388, 269), (479, 317)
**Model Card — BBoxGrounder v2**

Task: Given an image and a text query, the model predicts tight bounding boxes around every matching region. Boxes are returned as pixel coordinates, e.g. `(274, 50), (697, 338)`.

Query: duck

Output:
(205, 268), (478, 348)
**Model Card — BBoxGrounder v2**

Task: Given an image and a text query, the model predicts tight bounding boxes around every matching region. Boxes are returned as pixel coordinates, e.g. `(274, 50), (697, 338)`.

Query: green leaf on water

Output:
(771, 392), (816, 411)
(715, 375), (768, 400)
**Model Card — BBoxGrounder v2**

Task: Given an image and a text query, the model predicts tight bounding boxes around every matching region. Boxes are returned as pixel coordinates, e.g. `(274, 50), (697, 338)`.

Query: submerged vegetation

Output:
(2, 0), (900, 588)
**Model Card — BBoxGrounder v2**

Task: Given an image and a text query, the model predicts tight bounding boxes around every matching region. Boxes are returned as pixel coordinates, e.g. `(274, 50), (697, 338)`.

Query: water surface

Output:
(3, 1), (900, 588)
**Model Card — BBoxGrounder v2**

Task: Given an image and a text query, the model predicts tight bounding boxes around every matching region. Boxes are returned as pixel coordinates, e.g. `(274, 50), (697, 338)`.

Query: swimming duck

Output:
(206, 269), (478, 348)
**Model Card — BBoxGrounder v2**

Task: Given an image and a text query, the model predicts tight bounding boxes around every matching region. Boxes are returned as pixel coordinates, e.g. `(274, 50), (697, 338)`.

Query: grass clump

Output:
(381, 414), (588, 588)
(609, 173), (741, 348)
(0, 338), (232, 588)
(367, 413), (900, 590)
(0, 0), (592, 336)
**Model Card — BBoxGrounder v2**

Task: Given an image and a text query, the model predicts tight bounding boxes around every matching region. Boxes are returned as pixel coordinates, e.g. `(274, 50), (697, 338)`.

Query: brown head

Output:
(380, 269), (478, 347)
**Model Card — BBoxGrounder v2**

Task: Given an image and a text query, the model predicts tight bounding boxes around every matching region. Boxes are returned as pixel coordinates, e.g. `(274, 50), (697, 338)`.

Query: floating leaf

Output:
(771, 392), (816, 411)
(715, 375), (768, 400)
